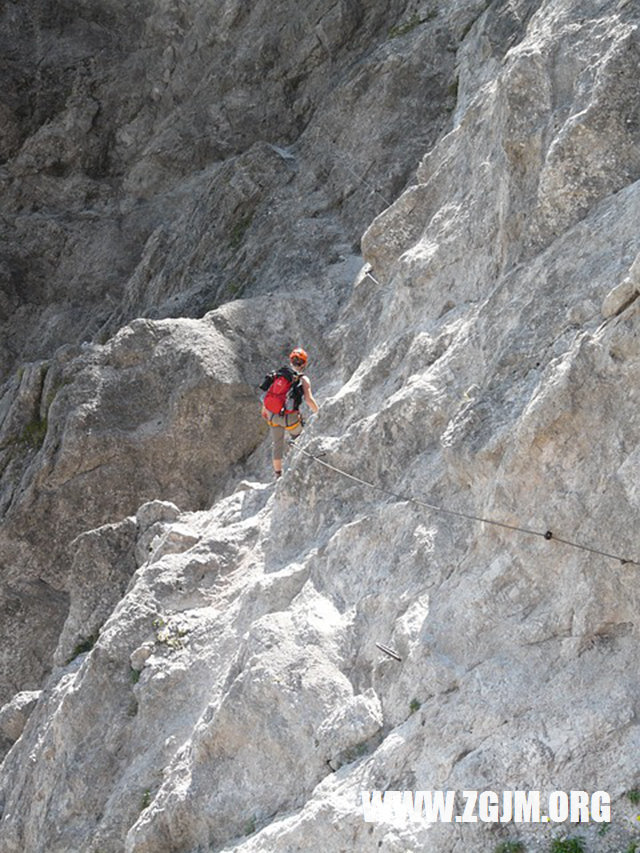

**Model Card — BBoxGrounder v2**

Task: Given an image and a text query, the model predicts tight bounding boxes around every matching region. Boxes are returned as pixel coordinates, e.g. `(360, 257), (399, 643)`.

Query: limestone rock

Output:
(602, 278), (638, 318)
(0, 0), (461, 383)
(53, 517), (138, 669)
(130, 642), (154, 673)
(1, 1), (640, 853)
(0, 314), (267, 704)
(317, 688), (384, 769)
(0, 691), (41, 755)
(136, 500), (181, 530)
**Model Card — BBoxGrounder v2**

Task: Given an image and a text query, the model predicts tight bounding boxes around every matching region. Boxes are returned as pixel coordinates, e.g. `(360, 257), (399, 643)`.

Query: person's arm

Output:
(301, 376), (319, 414)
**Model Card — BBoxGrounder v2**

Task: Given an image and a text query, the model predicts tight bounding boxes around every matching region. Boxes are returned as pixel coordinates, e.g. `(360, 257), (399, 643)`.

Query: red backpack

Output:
(261, 367), (302, 416)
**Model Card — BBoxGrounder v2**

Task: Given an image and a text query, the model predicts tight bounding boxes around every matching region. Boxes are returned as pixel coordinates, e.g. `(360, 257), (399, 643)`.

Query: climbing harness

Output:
(265, 414), (303, 430)
(295, 446), (639, 567)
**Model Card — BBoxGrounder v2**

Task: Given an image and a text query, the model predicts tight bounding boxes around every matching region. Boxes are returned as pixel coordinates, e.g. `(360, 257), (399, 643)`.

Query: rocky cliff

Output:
(1, 0), (639, 851)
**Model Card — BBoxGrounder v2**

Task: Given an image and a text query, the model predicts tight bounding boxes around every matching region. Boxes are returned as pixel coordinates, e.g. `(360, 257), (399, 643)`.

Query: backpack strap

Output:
(276, 366), (297, 382)
(259, 371), (276, 392)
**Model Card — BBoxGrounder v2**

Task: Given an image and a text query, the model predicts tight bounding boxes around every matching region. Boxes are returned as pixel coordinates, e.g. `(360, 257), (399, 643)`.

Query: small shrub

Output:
(494, 842), (526, 853)
(140, 790), (152, 810)
(627, 789), (640, 805)
(153, 616), (188, 650)
(549, 837), (586, 853)
(243, 816), (256, 836)
(409, 698), (421, 714)
(66, 632), (99, 664)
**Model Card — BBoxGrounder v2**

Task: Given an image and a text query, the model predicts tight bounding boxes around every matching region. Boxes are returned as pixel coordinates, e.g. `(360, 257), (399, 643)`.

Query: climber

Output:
(260, 347), (319, 479)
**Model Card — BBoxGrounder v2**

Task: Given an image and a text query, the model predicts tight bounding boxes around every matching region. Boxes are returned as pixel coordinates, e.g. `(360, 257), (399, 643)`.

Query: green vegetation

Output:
(2, 371), (74, 456)
(627, 789), (640, 805)
(140, 790), (152, 810)
(130, 667), (141, 684)
(388, 7), (438, 38)
(225, 279), (245, 299)
(153, 616), (188, 650)
(340, 741), (369, 765)
(45, 376), (73, 410)
(1, 412), (49, 454)
(549, 837), (586, 853)
(460, 1), (491, 40)
(66, 632), (99, 664)
(243, 816), (256, 836)
(409, 697), (421, 714)
(494, 842), (526, 853)
(18, 415), (48, 451)
(229, 212), (254, 250)
(389, 14), (422, 39)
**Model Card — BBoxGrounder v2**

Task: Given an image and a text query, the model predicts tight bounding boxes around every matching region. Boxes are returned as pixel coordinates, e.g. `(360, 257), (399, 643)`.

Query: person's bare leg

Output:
(272, 424), (284, 478)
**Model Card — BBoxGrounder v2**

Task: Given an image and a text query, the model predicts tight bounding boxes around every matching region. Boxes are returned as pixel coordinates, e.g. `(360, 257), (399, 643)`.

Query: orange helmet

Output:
(289, 347), (308, 368)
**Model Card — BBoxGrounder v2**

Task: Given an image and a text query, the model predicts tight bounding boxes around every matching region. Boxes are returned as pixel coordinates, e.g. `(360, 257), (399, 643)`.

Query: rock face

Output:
(0, 0), (463, 706)
(1, 1), (640, 852)
(0, 0), (460, 382)
(0, 312), (270, 703)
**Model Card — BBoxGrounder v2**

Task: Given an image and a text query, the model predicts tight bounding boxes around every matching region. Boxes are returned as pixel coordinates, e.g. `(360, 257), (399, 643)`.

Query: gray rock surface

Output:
(0, 690), (41, 755)
(0, 313), (268, 704)
(0, 0), (469, 707)
(1, 1), (640, 852)
(0, 0), (461, 382)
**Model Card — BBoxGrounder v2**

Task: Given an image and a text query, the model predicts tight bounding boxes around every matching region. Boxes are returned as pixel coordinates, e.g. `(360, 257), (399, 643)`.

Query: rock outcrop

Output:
(0, 312), (268, 703)
(0, 0), (459, 382)
(1, 1), (639, 852)
(0, 0), (465, 710)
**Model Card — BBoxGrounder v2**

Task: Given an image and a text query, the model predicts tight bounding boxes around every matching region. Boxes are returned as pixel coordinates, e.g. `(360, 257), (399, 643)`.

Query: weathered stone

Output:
(130, 643), (154, 673)
(136, 500), (181, 531)
(0, 690), (41, 755)
(0, 0), (460, 384)
(602, 277), (640, 319)
(0, 314), (268, 704)
(53, 517), (138, 669)
(1, 1), (640, 853)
